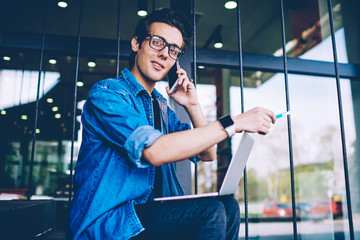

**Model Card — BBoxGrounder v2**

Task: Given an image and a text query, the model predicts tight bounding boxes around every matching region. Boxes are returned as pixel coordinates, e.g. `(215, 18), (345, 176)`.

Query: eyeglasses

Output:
(147, 34), (184, 60)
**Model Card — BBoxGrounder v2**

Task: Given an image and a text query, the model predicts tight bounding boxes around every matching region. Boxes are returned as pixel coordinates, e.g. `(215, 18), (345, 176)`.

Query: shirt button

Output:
(148, 116), (152, 119)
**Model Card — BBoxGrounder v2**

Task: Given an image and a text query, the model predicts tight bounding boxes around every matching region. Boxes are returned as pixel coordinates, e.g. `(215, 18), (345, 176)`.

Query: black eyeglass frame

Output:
(146, 34), (184, 60)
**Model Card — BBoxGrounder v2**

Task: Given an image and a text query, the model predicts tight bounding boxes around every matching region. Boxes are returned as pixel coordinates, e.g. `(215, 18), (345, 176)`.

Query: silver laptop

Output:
(154, 132), (255, 201)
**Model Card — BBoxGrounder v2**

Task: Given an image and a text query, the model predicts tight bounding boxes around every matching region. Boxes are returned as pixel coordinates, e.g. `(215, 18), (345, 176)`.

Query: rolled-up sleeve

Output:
(82, 85), (161, 168)
(124, 125), (161, 168)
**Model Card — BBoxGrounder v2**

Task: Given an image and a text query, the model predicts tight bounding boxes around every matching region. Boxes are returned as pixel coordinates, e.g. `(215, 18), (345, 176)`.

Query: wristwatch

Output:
(218, 115), (235, 137)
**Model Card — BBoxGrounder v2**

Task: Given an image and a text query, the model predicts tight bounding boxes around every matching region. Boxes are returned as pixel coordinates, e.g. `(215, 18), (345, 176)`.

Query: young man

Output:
(68, 8), (276, 240)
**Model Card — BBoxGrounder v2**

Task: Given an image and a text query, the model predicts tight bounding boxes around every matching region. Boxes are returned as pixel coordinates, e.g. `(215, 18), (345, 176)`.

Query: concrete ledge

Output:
(0, 200), (56, 239)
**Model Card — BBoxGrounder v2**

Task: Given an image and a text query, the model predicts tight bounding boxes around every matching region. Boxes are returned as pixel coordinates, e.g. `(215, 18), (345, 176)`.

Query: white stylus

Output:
(275, 111), (291, 119)
(169, 60), (180, 94)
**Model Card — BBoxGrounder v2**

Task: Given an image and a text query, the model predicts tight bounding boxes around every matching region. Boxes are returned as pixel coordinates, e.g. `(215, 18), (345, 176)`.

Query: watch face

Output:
(220, 115), (234, 128)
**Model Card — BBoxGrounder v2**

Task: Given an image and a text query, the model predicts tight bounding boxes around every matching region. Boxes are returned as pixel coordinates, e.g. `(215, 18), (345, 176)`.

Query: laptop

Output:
(154, 132), (255, 202)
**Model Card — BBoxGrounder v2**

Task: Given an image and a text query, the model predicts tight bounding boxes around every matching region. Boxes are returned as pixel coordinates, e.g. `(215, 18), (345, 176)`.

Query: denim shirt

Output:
(68, 68), (197, 239)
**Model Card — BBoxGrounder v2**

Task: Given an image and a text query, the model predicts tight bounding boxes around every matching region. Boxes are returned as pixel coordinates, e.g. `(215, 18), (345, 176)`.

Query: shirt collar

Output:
(121, 68), (147, 96)
(121, 68), (167, 103)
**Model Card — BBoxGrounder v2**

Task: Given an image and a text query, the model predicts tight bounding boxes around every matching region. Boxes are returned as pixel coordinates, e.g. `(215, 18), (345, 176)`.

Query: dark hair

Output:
(129, 8), (192, 69)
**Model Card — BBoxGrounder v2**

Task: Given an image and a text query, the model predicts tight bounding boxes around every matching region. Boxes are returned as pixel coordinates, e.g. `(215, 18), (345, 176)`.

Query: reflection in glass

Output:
(0, 52), (130, 199)
(227, 69), (358, 239)
(0, 70), (59, 109)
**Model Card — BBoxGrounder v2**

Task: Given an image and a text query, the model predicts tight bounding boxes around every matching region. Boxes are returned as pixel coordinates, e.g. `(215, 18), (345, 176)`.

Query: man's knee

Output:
(201, 199), (227, 223)
(219, 196), (240, 228)
(222, 196), (240, 216)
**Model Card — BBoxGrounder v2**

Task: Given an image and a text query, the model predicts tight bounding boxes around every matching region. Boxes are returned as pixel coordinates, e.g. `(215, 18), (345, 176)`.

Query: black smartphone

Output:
(169, 60), (180, 94)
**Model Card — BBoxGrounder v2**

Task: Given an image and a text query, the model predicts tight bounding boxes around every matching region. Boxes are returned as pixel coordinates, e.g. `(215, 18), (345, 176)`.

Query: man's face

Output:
(131, 22), (183, 88)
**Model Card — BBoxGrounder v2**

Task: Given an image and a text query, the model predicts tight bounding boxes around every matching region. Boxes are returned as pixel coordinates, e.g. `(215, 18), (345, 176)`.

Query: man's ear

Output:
(131, 37), (139, 52)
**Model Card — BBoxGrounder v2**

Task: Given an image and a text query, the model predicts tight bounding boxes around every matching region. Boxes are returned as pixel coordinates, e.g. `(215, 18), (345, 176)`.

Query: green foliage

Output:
(236, 168), (269, 201)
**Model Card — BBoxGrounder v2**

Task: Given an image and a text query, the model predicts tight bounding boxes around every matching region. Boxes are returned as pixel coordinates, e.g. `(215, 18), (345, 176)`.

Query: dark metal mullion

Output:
(236, 0), (248, 239)
(192, 0), (198, 195)
(279, 0), (297, 239)
(27, 1), (48, 200)
(326, 0), (355, 239)
(116, 0), (121, 77)
(69, 0), (84, 202)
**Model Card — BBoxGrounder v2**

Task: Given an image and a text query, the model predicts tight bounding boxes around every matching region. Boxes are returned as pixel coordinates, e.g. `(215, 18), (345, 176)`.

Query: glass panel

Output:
(3, 1), (45, 34)
(280, 0), (345, 62)
(226, 69), (359, 239)
(196, 1), (238, 51)
(195, 0), (348, 63)
(347, 79), (360, 240)
(81, 0), (118, 40)
(2, 0), (352, 63)
(0, 44), (130, 199)
(288, 73), (351, 240)
(191, 82), (217, 194)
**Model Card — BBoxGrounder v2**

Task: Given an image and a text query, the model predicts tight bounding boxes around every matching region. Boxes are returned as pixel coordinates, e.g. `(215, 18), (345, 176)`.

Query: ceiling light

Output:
(77, 81), (84, 87)
(21, 115), (28, 120)
(3, 56), (11, 61)
(214, 42), (223, 48)
(58, 1), (68, 8)
(47, 98), (54, 103)
(205, 25), (223, 49)
(55, 113), (61, 119)
(49, 58), (57, 64)
(224, 1), (237, 9)
(52, 106), (59, 112)
(88, 59), (96, 68)
(214, 30), (223, 49)
(255, 71), (262, 78)
(1, 110), (6, 115)
(36, 129), (40, 134)
(198, 66), (205, 69)
(137, 0), (147, 17)
(137, 10), (147, 17)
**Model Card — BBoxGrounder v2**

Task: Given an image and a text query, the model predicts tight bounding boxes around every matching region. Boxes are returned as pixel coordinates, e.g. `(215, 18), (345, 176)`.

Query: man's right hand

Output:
(232, 107), (276, 135)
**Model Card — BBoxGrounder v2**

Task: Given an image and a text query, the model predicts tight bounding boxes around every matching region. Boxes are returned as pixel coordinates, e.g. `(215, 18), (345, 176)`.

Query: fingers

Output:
(234, 107), (276, 135)
(175, 68), (193, 92)
(165, 86), (170, 95)
(254, 107), (276, 124)
(257, 108), (275, 135)
(265, 108), (276, 124)
(259, 121), (271, 135)
(176, 68), (186, 85)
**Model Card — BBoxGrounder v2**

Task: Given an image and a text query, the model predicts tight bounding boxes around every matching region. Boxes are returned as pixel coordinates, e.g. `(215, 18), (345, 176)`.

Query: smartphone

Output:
(169, 60), (180, 94)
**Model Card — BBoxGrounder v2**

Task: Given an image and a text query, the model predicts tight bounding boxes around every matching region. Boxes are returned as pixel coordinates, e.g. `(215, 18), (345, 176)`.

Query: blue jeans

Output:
(133, 196), (240, 240)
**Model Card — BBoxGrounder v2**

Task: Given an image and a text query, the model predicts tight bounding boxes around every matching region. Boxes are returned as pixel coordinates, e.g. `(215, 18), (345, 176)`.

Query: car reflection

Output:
(262, 201), (298, 218)
(262, 197), (344, 220)
(296, 201), (312, 218)
(308, 197), (343, 220)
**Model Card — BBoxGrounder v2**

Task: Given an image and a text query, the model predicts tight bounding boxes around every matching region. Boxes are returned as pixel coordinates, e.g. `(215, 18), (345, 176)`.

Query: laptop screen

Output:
(219, 132), (255, 195)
